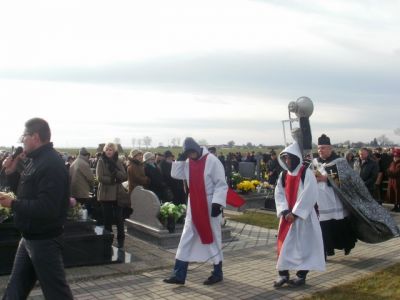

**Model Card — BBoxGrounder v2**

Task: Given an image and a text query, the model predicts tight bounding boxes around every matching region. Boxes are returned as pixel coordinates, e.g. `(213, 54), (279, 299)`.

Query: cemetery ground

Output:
(1, 207), (399, 299)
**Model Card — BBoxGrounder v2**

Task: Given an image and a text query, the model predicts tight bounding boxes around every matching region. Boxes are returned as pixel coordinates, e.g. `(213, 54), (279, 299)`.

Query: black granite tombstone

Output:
(0, 219), (114, 275)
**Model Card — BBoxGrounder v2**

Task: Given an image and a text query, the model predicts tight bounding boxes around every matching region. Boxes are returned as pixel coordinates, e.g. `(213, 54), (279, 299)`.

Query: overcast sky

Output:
(0, 0), (399, 148)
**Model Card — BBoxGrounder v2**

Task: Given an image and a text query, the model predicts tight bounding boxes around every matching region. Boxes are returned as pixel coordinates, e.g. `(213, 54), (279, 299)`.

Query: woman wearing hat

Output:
(127, 149), (149, 194)
(387, 148), (400, 212)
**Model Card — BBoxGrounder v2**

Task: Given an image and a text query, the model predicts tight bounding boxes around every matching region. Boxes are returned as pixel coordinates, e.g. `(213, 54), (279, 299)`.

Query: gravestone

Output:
(129, 186), (164, 229)
(125, 186), (232, 248)
(239, 162), (255, 178)
(0, 219), (113, 275)
(125, 186), (183, 248)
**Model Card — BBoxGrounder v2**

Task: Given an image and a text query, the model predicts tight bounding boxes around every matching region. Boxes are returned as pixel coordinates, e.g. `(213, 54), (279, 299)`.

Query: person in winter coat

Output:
(143, 151), (168, 202)
(0, 117), (73, 299)
(273, 142), (325, 288)
(163, 137), (228, 286)
(96, 142), (127, 249)
(387, 148), (400, 212)
(127, 149), (149, 195)
(69, 147), (94, 214)
(357, 148), (379, 197)
(159, 150), (187, 205)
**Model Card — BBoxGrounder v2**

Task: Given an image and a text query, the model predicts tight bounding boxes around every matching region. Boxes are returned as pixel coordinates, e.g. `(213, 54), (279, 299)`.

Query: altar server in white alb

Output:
(163, 137), (228, 285)
(273, 142), (325, 288)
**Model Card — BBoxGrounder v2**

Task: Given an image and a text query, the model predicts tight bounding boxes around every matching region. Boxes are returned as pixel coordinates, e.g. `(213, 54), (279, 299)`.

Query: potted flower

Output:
(159, 202), (186, 233)
(230, 172), (243, 188)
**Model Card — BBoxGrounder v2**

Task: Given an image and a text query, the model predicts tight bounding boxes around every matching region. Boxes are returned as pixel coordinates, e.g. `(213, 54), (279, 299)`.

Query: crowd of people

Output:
(1, 118), (400, 297)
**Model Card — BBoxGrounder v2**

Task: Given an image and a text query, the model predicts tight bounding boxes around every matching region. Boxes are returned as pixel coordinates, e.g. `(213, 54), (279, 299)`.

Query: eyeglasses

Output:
(19, 132), (33, 142)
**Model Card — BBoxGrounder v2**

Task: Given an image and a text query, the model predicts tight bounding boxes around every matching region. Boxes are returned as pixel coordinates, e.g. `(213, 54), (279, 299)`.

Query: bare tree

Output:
(137, 139), (142, 149)
(170, 137), (177, 147)
(143, 136), (152, 148)
(376, 134), (393, 146)
(113, 137), (121, 145)
(227, 140), (235, 147)
(131, 138), (136, 148)
(198, 139), (208, 146)
(170, 137), (181, 147)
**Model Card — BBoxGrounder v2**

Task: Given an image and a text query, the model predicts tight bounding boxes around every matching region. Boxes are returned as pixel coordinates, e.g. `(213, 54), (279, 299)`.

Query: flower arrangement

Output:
(0, 205), (12, 223)
(67, 197), (83, 220)
(262, 181), (272, 189)
(230, 172), (243, 187)
(251, 180), (261, 187)
(0, 192), (15, 223)
(159, 202), (186, 222)
(236, 180), (256, 193)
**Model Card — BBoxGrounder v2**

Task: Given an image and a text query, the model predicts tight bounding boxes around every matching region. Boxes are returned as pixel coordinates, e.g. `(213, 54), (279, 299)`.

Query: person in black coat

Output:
(159, 151), (187, 205)
(267, 150), (282, 185)
(0, 118), (73, 299)
(143, 151), (168, 202)
(357, 148), (379, 197)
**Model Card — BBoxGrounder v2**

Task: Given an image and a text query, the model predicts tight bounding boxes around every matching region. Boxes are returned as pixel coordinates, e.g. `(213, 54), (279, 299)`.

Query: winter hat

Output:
(129, 149), (142, 159)
(183, 137), (202, 156)
(79, 147), (89, 156)
(143, 152), (155, 162)
(318, 134), (331, 145)
(164, 150), (174, 158)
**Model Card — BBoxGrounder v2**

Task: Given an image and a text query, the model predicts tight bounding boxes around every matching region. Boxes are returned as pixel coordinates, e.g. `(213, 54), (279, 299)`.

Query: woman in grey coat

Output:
(96, 142), (127, 248)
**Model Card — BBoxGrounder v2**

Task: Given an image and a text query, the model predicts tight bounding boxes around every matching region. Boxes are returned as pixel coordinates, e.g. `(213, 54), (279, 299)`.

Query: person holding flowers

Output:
(163, 137), (228, 285)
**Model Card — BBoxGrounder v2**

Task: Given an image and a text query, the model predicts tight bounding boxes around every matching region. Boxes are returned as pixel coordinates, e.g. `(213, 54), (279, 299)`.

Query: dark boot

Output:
(163, 259), (188, 284)
(203, 262), (223, 285)
(274, 270), (289, 288)
(288, 270), (308, 286)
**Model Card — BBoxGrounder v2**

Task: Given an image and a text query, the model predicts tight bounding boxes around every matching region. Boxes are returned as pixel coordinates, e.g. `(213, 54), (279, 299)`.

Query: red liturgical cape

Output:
(189, 154), (213, 244)
(277, 166), (305, 256)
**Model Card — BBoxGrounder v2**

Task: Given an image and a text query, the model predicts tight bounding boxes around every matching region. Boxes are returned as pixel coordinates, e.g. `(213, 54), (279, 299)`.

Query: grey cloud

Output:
(103, 118), (279, 131)
(1, 52), (399, 107)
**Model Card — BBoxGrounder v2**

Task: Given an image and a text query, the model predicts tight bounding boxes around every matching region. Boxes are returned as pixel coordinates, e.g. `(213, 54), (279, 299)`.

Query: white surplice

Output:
(275, 143), (325, 271)
(171, 147), (228, 264)
(312, 158), (349, 221)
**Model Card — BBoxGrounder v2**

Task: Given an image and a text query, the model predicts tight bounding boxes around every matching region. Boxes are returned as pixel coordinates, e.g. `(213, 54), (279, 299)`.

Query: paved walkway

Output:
(1, 210), (400, 299)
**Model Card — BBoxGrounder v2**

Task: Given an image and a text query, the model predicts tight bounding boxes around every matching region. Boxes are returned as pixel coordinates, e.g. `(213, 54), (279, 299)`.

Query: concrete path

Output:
(1, 210), (400, 299)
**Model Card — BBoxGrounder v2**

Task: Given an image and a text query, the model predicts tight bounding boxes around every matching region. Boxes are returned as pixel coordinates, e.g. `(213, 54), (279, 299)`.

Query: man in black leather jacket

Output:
(0, 117), (73, 299)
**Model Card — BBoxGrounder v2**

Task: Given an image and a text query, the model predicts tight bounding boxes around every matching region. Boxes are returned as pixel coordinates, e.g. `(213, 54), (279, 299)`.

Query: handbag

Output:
(117, 183), (131, 208)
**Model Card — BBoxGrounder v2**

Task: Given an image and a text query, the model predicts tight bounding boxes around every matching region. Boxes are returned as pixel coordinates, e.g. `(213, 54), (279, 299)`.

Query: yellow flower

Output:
(236, 180), (256, 192)
(251, 180), (261, 187)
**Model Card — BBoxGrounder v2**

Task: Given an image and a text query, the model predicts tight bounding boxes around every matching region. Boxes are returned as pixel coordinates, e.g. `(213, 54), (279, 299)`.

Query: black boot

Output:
(274, 270), (289, 288)
(203, 262), (223, 285)
(288, 270), (308, 286)
(163, 259), (188, 285)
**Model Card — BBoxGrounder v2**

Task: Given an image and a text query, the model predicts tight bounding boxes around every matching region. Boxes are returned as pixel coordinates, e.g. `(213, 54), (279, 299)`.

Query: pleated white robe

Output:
(275, 143), (325, 272)
(171, 147), (228, 264)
